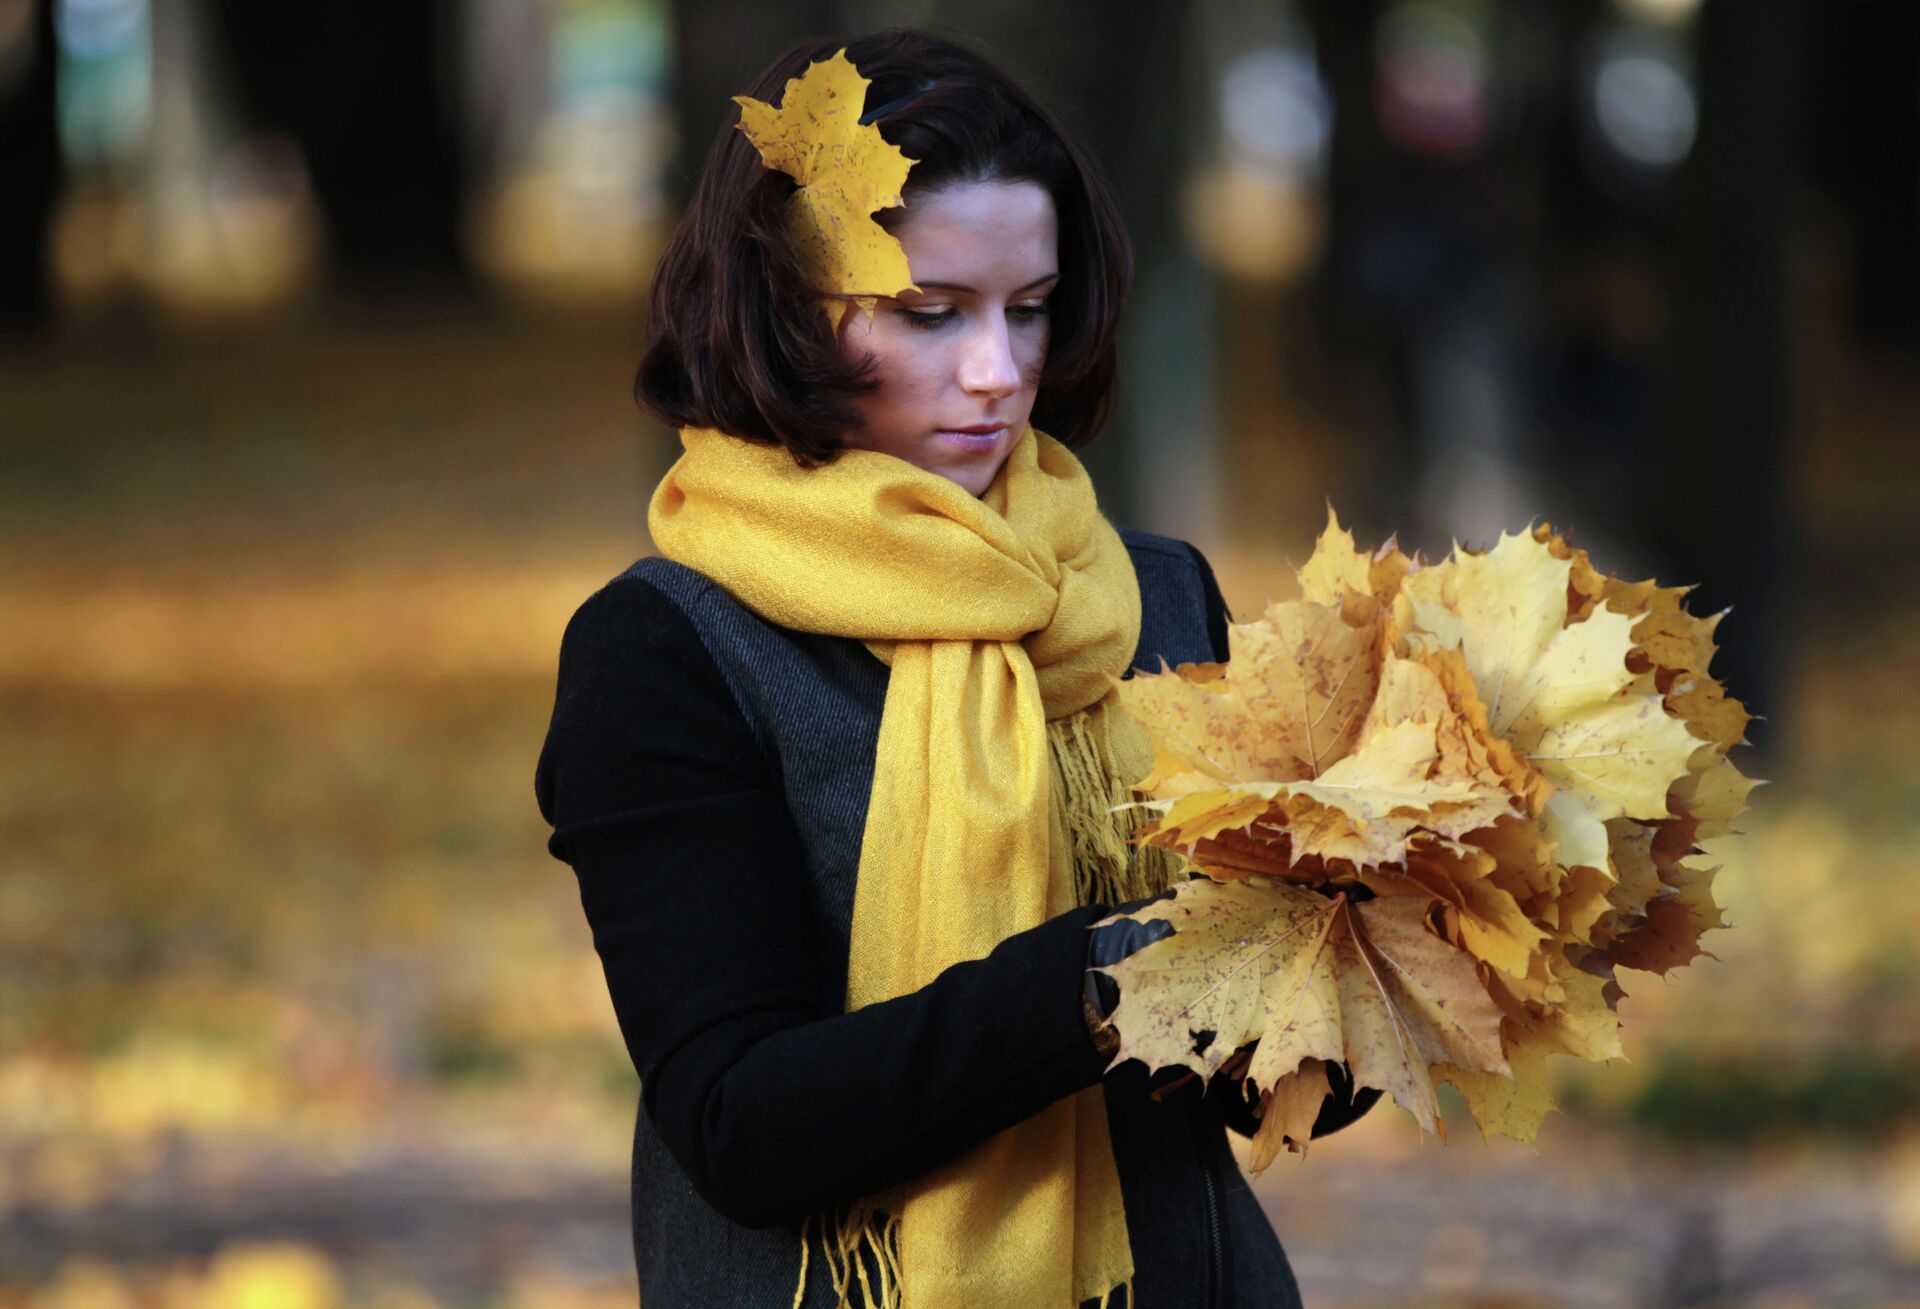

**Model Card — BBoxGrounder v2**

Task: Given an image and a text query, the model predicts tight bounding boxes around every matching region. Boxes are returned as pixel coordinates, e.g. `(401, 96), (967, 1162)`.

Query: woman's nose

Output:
(957, 316), (1021, 398)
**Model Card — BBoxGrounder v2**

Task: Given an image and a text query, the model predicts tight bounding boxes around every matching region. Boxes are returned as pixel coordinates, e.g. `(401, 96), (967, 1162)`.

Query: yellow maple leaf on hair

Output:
(732, 49), (919, 330)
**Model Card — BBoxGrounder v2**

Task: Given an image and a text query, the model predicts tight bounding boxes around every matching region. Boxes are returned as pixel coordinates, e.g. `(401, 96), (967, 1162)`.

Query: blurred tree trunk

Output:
(662, 0), (837, 215)
(205, 0), (472, 294)
(1660, 0), (1799, 757)
(1303, 0), (1406, 541)
(0, 0), (60, 330)
(1835, 0), (1920, 351)
(1306, 0), (1547, 555)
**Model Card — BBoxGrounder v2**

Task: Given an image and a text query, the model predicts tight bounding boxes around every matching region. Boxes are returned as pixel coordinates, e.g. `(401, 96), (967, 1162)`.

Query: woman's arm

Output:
(535, 577), (1109, 1229)
(1184, 542), (1384, 1142)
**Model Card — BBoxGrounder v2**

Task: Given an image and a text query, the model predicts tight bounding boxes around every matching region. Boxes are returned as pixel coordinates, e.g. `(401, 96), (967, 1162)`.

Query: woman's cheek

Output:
(1020, 333), (1048, 390)
(882, 328), (936, 401)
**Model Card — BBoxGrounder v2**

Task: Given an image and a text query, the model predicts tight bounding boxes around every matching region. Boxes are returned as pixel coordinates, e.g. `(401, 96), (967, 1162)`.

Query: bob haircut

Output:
(635, 28), (1134, 464)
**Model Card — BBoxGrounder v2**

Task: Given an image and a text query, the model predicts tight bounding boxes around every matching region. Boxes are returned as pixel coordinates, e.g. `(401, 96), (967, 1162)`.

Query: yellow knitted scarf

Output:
(647, 421), (1173, 1308)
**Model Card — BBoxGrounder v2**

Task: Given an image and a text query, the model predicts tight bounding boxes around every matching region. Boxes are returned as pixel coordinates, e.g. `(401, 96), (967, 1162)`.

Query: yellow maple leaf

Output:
(1534, 522), (1608, 623)
(1123, 640), (1520, 875)
(1297, 504), (1414, 608)
(1368, 649), (1545, 812)
(1444, 932), (1627, 1144)
(1249, 1057), (1331, 1172)
(1584, 818), (1663, 949)
(1666, 675), (1753, 752)
(733, 49), (918, 330)
(1532, 695), (1702, 874)
(1362, 832), (1547, 979)
(1403, 530), (1638, 741)
(1553, 862), (1615, 945)
(1601, 573), (1722, 679)
(1114, 597), (1383, 796)
(1145, 787), (1273, 849)
(1434, 1035), (1558, 1145)
(1581, 810), (1726, 974)
(1484, 946), (1625, 1064)
(1404, 530), (1699, 873)
(1112, 594), (1392, 862)
(1182, 823), (1315, 882)
(1093, 877), (1340, 1081)
(1464, 811), (1561, 901)
(1671, 754), (1762, 839)
(1094, 878), (1509, 1137)
(1534, 525), (1753, 759)
(1102, 509), (1750, 1149)
(1249, 718), (1519, 869)
(1602, 866), (1725, 974)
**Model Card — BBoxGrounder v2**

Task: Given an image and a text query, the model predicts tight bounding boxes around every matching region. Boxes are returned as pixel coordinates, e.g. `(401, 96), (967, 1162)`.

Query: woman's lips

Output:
(936, 424), (1008, 451)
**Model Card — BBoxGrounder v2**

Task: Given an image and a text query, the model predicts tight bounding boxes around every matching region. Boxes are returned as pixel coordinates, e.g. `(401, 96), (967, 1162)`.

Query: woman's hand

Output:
(1082, 884), (1383, 1137)
(1081, 888), (1177, 1058)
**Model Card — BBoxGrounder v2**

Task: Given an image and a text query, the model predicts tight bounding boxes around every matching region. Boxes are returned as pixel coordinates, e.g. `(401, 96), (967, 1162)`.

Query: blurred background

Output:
(1, 0), (1916, 1305)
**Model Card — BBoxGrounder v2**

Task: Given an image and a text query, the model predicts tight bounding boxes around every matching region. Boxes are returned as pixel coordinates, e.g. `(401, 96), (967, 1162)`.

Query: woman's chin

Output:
(928, 467), (988, 497)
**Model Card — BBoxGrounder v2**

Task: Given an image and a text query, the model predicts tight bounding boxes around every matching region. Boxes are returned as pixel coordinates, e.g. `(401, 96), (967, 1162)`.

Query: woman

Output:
(535, 29), (1375, 1309)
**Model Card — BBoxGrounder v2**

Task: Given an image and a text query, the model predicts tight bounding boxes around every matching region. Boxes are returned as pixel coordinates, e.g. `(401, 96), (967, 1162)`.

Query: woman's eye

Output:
(900, 302), (1049, 329)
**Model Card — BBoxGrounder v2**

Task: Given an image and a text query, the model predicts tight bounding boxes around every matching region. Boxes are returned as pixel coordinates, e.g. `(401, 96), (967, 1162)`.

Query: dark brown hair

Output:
(634, 28), (1134, 464)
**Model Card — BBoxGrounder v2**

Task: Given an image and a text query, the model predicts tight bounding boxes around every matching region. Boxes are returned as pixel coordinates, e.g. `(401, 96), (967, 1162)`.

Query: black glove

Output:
(1085, 886), (1384, 1138)
(1082, 888), (1178, 1034)
(1308, 1059), (1382, 1139)
(1081, 888), (1197, 1096)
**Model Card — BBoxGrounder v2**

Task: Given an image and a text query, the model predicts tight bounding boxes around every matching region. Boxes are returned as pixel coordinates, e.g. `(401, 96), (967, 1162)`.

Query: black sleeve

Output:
(1182, 543), (1383, 1142)
(534, 576), (1110, 1229)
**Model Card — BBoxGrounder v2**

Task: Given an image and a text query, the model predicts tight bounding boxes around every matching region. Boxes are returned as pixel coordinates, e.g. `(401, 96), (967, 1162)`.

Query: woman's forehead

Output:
(893, 180), (1058, 289)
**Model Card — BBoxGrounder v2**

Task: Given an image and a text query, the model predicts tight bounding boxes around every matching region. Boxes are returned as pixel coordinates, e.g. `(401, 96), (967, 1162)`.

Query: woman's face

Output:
(836, 178), (1058, 498)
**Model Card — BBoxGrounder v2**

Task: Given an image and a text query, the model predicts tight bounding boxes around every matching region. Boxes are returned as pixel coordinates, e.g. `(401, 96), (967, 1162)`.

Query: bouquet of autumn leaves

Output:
(1095, 511), (1760, 1171)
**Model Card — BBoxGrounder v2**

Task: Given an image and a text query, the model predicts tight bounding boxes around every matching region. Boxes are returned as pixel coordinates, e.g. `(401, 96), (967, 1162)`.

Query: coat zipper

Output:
(1191, 1104), (1226, 1308)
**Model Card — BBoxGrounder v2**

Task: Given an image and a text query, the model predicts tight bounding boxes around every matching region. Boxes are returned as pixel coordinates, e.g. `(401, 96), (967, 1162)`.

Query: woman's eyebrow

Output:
(912, 273), (1061, 294)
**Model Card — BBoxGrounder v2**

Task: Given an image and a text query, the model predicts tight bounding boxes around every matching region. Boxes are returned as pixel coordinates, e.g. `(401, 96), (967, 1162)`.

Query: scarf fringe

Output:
(1047, 709), (1177, 909)
(798, 1203), (902, 1309)
(799, 1206), (1134, 1309)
